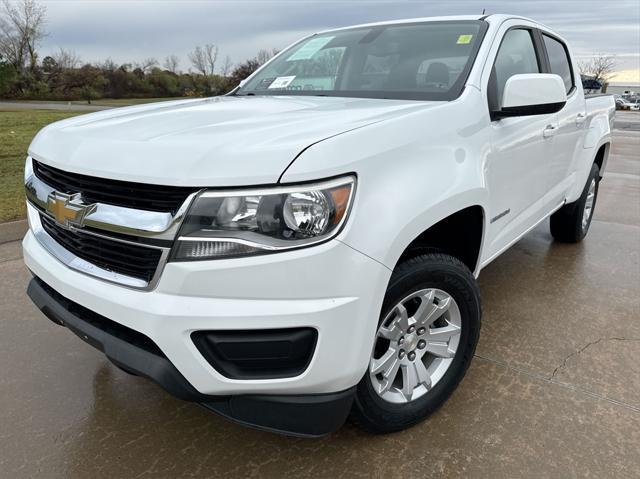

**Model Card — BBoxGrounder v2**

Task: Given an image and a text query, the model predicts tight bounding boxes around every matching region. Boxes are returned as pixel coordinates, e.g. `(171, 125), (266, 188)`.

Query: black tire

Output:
(351, 253), (481, 434)
(550, 163), (600, 243)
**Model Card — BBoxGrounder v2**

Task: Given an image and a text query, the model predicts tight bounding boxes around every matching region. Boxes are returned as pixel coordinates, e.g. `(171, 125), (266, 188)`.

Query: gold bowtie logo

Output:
(46, 192), (95, 227)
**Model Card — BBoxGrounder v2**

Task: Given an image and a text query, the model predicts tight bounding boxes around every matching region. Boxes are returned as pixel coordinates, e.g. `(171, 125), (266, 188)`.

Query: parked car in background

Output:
(616, 96), (632, 110)
(23, 14), (614, 436)
(616, 95), (637, 110)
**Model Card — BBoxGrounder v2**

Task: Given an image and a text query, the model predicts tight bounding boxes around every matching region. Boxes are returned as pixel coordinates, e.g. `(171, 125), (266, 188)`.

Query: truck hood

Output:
(29, 95), (437, 187)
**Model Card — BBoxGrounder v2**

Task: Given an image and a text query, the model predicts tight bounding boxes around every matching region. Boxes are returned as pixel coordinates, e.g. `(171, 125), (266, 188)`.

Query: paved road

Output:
(615, 109), (640, 131)
(1, 113), (639, 478)
(0, 100), (112, 111)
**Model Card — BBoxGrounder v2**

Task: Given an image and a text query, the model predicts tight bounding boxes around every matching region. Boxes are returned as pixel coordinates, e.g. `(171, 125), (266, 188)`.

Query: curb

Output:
(0, 219), (28, 244)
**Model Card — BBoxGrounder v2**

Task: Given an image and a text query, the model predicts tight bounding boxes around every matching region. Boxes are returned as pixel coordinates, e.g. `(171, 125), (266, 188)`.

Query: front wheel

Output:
(351, 253), (481, 434)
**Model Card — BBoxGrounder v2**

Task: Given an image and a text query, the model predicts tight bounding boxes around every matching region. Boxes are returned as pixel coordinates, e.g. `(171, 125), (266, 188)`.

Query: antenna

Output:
(482, 8), (486, 14)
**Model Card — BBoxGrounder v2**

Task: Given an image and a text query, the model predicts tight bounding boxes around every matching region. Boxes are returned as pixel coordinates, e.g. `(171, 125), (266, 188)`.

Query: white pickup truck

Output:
(23, 14), (614, 436)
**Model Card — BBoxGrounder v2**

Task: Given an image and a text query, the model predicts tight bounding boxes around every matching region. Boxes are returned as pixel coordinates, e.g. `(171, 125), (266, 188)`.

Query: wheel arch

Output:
(394, 204), (486, 275)
(593, 142), (609, 178)
(566, 136), (612, 203)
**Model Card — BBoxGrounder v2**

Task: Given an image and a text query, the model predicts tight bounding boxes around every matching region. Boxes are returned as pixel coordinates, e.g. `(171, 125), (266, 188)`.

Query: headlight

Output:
(172, 176), (355, 260)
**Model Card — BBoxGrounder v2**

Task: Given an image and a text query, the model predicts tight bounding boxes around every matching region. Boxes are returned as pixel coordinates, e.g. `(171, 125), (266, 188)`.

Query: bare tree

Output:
(220, 54), (233, 77)
(579, 54), (616, 87)
(137, 57), (158, 74)
(189, 44), (218, 76)
(52, 47), (80, 69)
(0, 0), (47, 72)
(100, 58), (118, 72)
(163, 54), (180, 73)
(256, 48), (278, 66)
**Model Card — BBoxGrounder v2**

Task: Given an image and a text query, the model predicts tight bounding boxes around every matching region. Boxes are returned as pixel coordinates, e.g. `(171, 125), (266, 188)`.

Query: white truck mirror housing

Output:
(496, 73), (567, 119)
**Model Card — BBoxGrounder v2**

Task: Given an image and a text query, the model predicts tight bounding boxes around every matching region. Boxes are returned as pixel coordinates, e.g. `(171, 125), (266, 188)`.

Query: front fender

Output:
(281, 89), (492, 271)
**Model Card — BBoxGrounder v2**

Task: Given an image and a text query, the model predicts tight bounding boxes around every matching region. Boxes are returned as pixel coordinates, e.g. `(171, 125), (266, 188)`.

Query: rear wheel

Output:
(550, 163), (600, 242)
(351, 253), (481, 434)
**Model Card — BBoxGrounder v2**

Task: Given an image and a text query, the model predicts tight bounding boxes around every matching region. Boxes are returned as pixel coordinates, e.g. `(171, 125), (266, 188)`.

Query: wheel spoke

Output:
(394, 303), (410, 331)
(414, 359), (432, 390)
(378, 323), (402, 341)
(401, 363), (419, 399)
(370, 349), (397, 375)
(376, 358), (400, 395)
(424, 341), (455, 358)
(424, 324), (460, 358)
(413, 290), (435, 320)
(415, 295), (451, 327)
(377, 378), (392, 395)
(427, 323), (460, 341)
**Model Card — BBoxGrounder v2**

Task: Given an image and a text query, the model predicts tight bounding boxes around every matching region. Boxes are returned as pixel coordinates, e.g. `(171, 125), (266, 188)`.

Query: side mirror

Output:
(492, 73), (567, 120)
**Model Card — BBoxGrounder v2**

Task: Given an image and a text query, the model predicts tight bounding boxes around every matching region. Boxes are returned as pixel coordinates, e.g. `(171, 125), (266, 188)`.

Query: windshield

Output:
(237, 21), (486, 101)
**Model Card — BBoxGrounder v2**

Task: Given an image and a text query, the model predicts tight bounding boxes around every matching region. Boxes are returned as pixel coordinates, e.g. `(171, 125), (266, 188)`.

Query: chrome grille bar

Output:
(25, 163), (200, 240)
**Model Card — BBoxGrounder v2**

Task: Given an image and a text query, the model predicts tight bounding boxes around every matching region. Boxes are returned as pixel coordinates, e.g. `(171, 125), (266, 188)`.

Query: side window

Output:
(490, 29), (540, 110)
(542, 34), (574, 94)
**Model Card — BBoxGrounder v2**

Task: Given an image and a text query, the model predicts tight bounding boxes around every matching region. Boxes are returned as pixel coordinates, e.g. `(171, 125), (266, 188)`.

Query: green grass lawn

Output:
(0, 110), (82, 222)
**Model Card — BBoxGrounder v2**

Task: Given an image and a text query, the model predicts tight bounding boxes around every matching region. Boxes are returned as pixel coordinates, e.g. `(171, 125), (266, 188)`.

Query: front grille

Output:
(33, 159), (197, 213)
(40, 214), (162, 283)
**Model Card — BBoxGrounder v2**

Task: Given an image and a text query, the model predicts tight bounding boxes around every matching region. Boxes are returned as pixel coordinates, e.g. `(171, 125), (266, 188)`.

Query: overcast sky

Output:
(37, 0), (640, 83)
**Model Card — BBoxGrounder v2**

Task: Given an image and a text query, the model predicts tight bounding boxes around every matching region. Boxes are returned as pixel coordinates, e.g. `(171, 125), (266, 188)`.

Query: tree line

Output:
(0, 0), (274, 102)
(1, 0), (618, 102)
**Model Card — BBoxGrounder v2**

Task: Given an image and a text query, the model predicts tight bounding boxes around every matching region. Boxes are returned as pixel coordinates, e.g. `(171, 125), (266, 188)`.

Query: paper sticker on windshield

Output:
(268, 76), (296, 89)
(457, 34), (473, 44)
(287, 36), (334, 61)
(257, 77), (276, 89)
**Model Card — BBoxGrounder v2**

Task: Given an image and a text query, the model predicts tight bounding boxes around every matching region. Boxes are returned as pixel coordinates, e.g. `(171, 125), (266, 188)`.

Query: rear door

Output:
(539, 32), (586, 205)
(482, 25), (557, 261)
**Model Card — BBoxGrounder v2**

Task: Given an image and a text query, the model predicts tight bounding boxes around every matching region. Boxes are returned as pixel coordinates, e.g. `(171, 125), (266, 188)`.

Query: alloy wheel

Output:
(369, 288), (462, 404)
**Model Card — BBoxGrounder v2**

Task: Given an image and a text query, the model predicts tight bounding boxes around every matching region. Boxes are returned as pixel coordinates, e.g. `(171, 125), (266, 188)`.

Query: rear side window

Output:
(490, 29), (540, 109)
(542, 34), (574, 94)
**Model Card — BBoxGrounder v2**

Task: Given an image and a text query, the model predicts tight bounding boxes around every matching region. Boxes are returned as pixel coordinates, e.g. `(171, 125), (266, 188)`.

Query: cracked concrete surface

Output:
(1, 113), (638, 478)
(550, 337), (640, 381)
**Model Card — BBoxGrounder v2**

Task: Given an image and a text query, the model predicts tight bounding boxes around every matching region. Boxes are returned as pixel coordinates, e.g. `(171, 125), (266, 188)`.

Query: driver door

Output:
(483, 27), (558, 262)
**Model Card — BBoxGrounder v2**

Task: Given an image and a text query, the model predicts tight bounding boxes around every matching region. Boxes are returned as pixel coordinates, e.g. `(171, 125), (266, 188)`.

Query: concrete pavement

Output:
(0, 112), (638, 478)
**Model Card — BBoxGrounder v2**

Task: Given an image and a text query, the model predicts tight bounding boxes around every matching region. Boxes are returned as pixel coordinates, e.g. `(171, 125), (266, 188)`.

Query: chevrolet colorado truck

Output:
(23, 14), (615, 436)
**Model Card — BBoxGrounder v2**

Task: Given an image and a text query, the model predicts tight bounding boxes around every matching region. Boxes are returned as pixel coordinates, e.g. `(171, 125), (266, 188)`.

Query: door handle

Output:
(575, 113), (587, 125)
(543, 124), (558, 138)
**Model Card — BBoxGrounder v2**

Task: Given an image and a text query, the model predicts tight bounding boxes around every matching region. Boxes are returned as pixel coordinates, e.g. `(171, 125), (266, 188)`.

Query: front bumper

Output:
(27, 277), (354, 437)
(23, 221), (390, 434)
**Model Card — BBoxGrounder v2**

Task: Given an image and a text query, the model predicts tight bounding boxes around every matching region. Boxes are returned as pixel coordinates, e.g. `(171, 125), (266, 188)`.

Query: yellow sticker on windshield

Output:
(457, 34), (473, 44)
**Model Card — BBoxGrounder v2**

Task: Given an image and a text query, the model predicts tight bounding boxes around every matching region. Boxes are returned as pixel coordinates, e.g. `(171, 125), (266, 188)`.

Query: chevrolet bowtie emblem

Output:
(46, 192), (95, 228)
